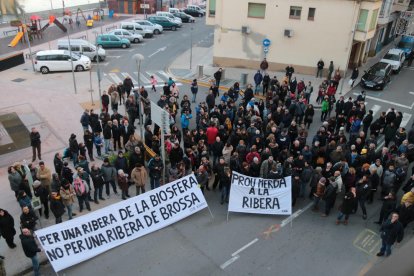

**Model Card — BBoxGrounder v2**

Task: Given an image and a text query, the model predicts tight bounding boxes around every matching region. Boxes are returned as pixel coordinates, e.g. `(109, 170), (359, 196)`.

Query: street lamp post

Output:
(22, 12), (35, 72)
(190, 26), (193, 69)
(133, 53), (145, 139)
(67, 34), (78, 94)
(94, 31), (102, 110)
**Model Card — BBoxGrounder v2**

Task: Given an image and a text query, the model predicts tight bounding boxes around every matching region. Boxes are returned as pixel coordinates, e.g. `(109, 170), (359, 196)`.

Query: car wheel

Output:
(198, 13), (203, 17)
(133, 38), (139, 43)
(154, 29), (160, 35)
(98, 56), (104, 62)
(97, 44), (103, 48)
(171, 26), (177, 31)
(40, 66), (49, 74)
(121, 44), (127, 49)
(75, 65), (84, 72)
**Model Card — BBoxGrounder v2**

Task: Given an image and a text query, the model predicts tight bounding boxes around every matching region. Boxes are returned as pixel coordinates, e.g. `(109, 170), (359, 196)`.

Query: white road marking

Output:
(157, 70), (171, 79)
(98, 63), (109, 66)
(281, 202), (313, 227)
(231, 238), (259, 257)
(120, 72), (138, 85)
(370, 105), (381, 116)
(106, 55), (121, 58)
(148, 46), (167, 58)
(353, 93), (414, 110)
(220, 256), (240, 270)
(108, 73), (122, 84)
(140, 73), (151, 84)
(401, 113), (412, 128)
(409, 91), (414, 95)
(142, 83), (182, 89)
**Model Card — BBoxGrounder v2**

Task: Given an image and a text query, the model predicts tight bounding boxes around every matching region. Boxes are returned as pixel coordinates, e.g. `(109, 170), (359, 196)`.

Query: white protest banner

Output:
(35, 174), (207, 272)
(228, 171), (292, 215)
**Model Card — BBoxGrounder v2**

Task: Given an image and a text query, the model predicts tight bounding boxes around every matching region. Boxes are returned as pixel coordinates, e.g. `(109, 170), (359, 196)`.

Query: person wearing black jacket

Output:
(321, 178), (337, 217)
(0, 208), (16, 248)
(21, 228), (41, 275)
(213, 157), (226, 190)
(377, 212), (404, 257)
(363, 110), (373, 135)
(30, 127), (41, 162)
(20, 206), (38, 232)
(49, 192), (65, 224)
(33, 180), (49, 219)
(220, 167), (231, 204)
(123, 76), (134, 98)
(214, 68), (223, 87)
(211, 137), (224, 166)
(375, 192), (397, 224)
(120, 120), (135, 147)
(355, 175), (370, 219)
(90, 164), (105, 204)
(53, 152), (64, 176)
(83, 130), (95, 161)
(69, 134), (79, 167)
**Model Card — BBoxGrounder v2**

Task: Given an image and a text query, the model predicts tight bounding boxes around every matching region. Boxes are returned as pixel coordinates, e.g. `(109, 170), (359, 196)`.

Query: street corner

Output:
(353, 229), (381, 256)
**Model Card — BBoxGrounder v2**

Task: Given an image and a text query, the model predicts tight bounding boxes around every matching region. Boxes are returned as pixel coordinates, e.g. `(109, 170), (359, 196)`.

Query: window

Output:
(357, 9), (368, 31)
(110, 36), (119, 41)
(369, 9), (379, 30)
(83, 46), (92, 52)
(70, 46), (80, 51)
(289, 6), (302, 19)
(248, 3), (266, 19)
(101, 36), (109, 41)
(308, 8), (316, 20)
(209, 0), (216, 17)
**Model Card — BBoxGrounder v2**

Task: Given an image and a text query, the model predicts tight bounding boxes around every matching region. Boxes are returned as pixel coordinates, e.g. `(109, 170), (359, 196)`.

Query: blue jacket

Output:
(254, 72), (263, 85)
(181, 113), (192, 129)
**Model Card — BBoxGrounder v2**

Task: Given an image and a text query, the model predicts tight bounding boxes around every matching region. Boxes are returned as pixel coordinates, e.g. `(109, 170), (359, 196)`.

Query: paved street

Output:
(0, 15), (413, 276)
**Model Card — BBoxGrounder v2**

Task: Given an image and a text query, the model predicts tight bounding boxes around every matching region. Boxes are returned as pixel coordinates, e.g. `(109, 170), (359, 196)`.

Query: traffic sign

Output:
(263, 46), (269, 53)
(262, 38), (271, 47)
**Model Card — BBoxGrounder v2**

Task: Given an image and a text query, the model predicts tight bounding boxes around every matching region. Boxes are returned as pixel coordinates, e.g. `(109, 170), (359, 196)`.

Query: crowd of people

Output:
(2, 61), (414, 276)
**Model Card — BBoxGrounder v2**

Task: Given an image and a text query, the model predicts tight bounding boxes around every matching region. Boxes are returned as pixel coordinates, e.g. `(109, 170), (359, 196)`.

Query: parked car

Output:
(148, 16), (180, 31)
(174, 12), (195, 23)
(184, 5), (205, 17)
(168, 8), (180, 14)
(107, 29), (143, 43)
(360, 62), (392, 90)
(133, 19), (163, 35)
(57, 39), (106, 62)
(35, 50), (91, 74)
(96, 34), (130, 49)
(397, 35), (414, 57)
(156, 12), (182, 26)
(380, 48), (406, 73)
(120, 22), (153, 38)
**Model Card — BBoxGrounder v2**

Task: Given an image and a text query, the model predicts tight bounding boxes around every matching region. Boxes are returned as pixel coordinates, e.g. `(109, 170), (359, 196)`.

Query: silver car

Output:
(107, 29), (143, 43)
(133, 19), (164, 35)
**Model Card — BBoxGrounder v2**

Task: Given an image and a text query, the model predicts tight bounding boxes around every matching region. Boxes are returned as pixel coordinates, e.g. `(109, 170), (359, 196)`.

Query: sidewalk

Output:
(167, 42), (398, 106)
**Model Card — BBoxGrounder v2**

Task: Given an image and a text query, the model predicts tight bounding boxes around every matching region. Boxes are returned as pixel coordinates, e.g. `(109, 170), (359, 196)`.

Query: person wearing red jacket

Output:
(206, 123), (218, 153)
(326, 83), (336, 97)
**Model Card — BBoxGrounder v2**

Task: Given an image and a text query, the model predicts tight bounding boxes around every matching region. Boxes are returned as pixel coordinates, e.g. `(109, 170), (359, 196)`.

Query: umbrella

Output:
(30, 15), (41, 20)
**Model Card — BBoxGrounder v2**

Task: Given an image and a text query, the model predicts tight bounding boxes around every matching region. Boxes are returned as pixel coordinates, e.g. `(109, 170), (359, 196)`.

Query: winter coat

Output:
(314, 183), (325, 198)
(339, 192), (356, 215)
(117, 175), (129, 191)
(90, 168), (105, 189)
(260, 160), (274, 178)
(37, 166), (52, 191)
(50, 195), (66, 218)
(0, 210), (16, 240)
(115, 157), (128, 173)
(131, 167), (147, 187)
(148, 158), (163, 179)
(196, 171), (209, 187)
(20, 210), (38, 230)
(30, 131), (41, 147)
(33, 185), (49, 204)
(382, 170), (396, 191)
(53, 154), (63, 175)
(60, 186), (76, 206)
(323, 183), (337, 202)
(20, 234), (40, 257)
(8, 172), (22, 192)
(380, 219), (404, 245)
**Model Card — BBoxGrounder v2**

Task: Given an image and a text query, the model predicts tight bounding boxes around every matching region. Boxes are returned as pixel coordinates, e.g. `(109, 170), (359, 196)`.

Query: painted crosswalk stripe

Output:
(108, 73), (123, 84)
(370, 105), (381, 116)
(120, 72), (138, 86)
(132, 72), (152, 84)
(401, 113), (412, 128)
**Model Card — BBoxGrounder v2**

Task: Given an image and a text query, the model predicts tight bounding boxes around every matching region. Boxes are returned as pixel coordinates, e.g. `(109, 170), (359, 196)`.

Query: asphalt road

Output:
(26, 20), (414, 276)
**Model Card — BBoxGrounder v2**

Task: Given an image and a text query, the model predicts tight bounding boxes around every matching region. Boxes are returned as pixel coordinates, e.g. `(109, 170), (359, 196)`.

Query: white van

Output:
(120, 22), (154, 38)
(187, 5), (205, 15)
(34, 50), (91, 74)
(156, 11), (182, 26)
(57, 39), (106, 62)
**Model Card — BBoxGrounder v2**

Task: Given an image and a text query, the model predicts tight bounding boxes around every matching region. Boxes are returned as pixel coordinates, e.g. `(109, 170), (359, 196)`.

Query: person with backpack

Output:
(73, 175), (91, 212)
(49, 192), (65, 224)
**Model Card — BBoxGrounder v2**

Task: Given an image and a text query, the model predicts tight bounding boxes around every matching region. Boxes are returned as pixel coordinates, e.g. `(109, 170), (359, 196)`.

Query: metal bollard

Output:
(197, 65), (203, 78)
(240, 73), (248, 87)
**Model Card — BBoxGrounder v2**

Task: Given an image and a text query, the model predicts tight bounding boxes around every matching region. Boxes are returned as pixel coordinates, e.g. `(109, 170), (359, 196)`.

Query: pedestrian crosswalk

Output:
(105, 70), (183, 88)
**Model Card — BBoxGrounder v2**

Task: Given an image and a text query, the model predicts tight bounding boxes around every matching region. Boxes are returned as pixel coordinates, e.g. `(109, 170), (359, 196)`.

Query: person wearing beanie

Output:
(117, 169), (130, 200)
(312, 177), (326, 211)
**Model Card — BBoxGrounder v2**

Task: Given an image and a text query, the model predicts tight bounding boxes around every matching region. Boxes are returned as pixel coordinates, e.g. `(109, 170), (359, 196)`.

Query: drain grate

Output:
(11, 78), (26, 82)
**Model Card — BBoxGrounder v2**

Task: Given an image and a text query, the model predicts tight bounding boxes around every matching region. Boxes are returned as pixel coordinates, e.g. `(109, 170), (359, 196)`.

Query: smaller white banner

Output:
(228, 172), (292, 215)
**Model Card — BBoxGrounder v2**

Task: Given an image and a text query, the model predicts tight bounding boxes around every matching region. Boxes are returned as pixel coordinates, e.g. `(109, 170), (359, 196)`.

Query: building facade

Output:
(206, 0), (385, 75)
(107, 0), (188, 14)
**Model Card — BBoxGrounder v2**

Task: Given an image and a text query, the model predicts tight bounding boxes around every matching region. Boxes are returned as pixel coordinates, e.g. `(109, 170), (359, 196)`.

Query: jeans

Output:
(337, 211), (349, 221)
(380, 239), (392, 256)
(72, 152), (78, 167)
(104, 139), (111, 154)
(77, 194), (91, 211)
(316, 69), (323, 78)
(66, 204), (73, 219)
(150, 177), (160, 190)
(299, 181), (307, 198)
(30, 254), (40, 276)
(355, 197), (367, 215)
(94, 185), (103, 200)
(136, 185), (145, 195)
(105, 180), (118, 196)
(192, 93), (197, 103)
(313, 196), (321, 209)
(221, 186), (229, 203)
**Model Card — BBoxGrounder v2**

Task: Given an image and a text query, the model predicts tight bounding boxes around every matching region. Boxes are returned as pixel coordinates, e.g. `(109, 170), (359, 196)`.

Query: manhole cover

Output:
(12, 78), (26, 82)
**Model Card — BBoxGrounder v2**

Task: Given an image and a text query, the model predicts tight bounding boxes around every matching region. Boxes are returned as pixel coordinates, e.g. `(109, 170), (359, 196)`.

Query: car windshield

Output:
(383, 53), (399, 61)
(398, 41), (414, 49)
(368, 66), (386, 77)
(70, 52), (81, 59)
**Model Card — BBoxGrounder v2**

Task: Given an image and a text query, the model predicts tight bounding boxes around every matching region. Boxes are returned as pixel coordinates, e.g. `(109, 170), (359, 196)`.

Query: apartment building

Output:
(206, 0), (383, 75)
